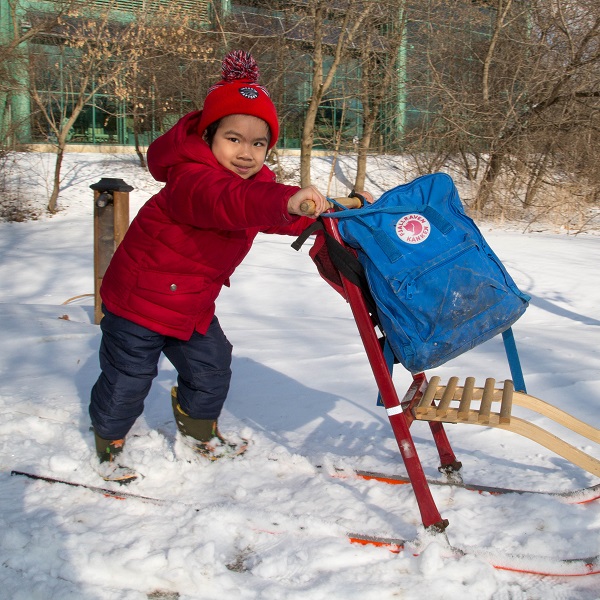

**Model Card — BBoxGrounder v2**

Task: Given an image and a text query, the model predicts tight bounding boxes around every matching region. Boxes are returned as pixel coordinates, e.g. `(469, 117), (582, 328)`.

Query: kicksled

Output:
(294, 173), (600, 576)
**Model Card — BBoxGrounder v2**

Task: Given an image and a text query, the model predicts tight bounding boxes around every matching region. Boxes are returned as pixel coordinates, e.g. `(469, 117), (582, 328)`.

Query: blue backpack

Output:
(319, 173), (530, 374)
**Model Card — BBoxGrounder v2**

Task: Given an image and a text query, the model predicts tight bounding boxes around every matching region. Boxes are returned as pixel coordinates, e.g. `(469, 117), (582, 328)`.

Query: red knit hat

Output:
(198, 50), (279, 149)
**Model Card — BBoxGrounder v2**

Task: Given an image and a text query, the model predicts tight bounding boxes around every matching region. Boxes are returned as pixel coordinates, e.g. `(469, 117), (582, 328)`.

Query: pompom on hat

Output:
(198, 50), (279, 149)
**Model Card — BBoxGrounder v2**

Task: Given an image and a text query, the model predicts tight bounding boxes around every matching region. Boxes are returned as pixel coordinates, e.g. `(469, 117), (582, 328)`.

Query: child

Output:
(90, 50), (330, 480)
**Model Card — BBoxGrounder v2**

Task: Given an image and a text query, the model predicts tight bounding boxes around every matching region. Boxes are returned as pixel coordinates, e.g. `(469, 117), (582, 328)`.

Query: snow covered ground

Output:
(0, 151), (598, 599)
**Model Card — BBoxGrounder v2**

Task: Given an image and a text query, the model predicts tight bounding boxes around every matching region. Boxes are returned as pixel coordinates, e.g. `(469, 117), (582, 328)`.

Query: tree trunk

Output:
(300, 0), (373, 187)
(47, 143), (65, 213)
(300, 94), (321, 187)
(326, 100), (347, 195)
(482, 0), (512, 104)
(300, 1), (325, 187)
(134, 130), (146, 170)
(524, 148), (551, 208)
(354, 127), (373, 193)
(476, 149), (504, 213)
(354, 3), (406, 193)
(133, 103), (147, 170)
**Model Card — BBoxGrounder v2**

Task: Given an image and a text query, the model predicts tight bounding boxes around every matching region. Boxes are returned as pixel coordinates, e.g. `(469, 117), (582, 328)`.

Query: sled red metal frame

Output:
(322, 216), (456, 531)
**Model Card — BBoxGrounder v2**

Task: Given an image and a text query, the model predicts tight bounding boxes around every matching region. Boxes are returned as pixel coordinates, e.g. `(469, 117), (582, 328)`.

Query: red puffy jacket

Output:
(100, 110), (311, 339)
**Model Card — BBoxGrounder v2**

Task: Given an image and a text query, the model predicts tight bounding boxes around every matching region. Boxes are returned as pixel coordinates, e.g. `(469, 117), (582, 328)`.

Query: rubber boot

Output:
(171, 387), (243, 459)
(94, 432), (126, 464)
(171, 386), (220, 441)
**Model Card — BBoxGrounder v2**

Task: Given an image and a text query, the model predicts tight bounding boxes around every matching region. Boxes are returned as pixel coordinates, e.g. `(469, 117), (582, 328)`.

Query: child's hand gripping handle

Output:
(300, 195), (364, 215)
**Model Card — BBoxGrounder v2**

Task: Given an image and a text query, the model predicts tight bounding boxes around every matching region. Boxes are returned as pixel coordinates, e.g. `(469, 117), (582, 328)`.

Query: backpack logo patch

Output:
(396, 214), (430, 244)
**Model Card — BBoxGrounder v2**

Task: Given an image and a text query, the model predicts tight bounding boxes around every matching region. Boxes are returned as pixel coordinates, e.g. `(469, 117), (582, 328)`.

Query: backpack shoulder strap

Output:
(292, 218), (379, 320)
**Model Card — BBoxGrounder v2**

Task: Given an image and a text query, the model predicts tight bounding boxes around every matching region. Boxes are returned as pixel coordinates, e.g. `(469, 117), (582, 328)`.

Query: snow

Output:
(0, 151), (599, 599)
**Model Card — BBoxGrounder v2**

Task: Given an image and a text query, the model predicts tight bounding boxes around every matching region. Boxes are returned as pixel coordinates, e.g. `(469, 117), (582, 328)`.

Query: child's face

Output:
(210, 114), (270, 179)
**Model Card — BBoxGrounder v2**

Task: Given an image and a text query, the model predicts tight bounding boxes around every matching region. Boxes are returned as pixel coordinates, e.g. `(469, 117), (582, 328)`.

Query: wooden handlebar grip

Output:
(299, 200), (316, 215)
(299, 196), (363, 216)
(333, 196), (363, 209)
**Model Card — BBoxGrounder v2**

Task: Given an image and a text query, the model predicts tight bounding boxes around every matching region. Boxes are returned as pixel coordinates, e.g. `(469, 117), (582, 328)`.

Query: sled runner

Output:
(294, 173), (600, 536)
(12, 469), (600, 577)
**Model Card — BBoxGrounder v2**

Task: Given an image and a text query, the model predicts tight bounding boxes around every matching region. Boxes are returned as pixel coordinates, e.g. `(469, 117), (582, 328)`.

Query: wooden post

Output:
(90, 178), (133, 325)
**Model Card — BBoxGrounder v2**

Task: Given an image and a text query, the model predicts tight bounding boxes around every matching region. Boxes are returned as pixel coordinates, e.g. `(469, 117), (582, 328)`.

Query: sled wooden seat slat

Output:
(458, 377), (476, 419)
(413, 376), (600, 478)
(500, 380), (514, 424)
(415, 377), (513, 424)
(479, 378), (496, 423)
(416, 375), (441, 412)
(438, 376), (458, 416)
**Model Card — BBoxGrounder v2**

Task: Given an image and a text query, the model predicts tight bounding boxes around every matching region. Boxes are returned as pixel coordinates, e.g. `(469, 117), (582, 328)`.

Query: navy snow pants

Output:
(90, 306), (233, 440)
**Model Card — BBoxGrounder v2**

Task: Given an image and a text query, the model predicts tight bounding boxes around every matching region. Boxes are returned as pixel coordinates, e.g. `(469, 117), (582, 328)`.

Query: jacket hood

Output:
(147, 111), (207, 183)
(147, 110), (275, 184)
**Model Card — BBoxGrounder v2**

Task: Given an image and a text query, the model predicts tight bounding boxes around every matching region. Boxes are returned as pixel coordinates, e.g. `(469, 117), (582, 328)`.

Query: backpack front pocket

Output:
(387, 241), (509, 343)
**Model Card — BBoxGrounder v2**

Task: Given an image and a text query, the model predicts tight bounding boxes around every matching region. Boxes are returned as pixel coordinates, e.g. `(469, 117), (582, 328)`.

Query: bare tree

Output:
(476, 0), (600, 214)
(354, 1), (408, 192)
(113, 10), (218, 168)
(0, 0), (79, 149)
(25, 1), (214, 212)
(396, 0), (599, 226)
(399, 1), (494, 179)
(26, 3), (144, 212)
(299, 1), (374, 186)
